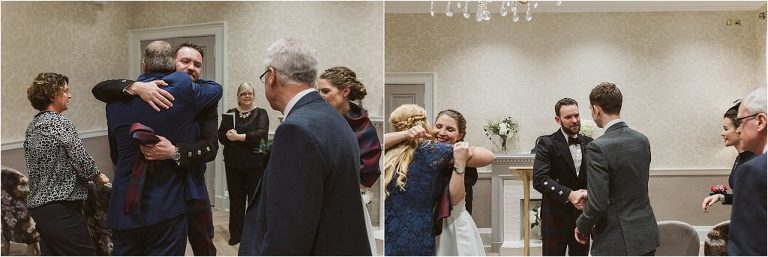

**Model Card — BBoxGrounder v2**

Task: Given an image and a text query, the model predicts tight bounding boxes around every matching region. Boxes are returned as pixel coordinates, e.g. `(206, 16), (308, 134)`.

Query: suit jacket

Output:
(533, 129), (593, 231)
(94, 77), (222, 202)
(728, 153), (767, 256)
(575, 122), (659, 255)
(93, 78), (220, 169)
(239, 91), (371, 255)
(105, 71), (221, 230)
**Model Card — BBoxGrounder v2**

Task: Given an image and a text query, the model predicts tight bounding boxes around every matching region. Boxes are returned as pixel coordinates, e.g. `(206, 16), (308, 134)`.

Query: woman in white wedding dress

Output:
(384, 109), (493, 256)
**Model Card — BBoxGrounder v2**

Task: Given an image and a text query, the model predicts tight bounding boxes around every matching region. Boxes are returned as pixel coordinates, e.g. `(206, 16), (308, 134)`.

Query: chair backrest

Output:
(84, 182), (113, 256)
(656, 220), (700, 256)
(1, 166), (40, 244)
(704, 220), (730, 256)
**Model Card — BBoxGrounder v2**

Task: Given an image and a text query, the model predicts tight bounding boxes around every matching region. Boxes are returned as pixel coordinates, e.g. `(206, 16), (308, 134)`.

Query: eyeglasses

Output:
(259, 68), (270, 83)
(735, 113), (760, 123)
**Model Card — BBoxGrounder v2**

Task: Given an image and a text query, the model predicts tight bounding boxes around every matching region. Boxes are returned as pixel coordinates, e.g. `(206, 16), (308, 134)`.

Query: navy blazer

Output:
(239, 91), (371, 255)
(105, 71), (222, 230)
(728, 153), (767, 256)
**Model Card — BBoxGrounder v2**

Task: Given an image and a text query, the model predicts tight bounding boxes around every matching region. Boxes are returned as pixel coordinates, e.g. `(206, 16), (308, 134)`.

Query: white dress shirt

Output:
(283, 88), (317, 118)
(561, 128), (582, 176)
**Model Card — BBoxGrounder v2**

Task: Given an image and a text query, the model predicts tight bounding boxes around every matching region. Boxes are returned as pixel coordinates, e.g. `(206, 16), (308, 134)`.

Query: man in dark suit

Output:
(105, 41), (222, 255)
(575, 82), (659, 256)
(729, 86), (766, 256)
(533, 97), (593, 256)
(93, 42), (220, 254)
(238, 38), (371, 255)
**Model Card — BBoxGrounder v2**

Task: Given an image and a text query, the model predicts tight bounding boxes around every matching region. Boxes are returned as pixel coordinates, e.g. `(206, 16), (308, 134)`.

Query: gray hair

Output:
(743, 86), (767, 114)
(264, 38), (318, 86)
(143, 40), (175, 73)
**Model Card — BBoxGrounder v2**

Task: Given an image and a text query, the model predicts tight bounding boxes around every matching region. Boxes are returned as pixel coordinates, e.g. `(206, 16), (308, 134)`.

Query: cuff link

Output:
(188, 152), (192, 157)
(206, 147), (211, 152)
(544, 181), (548, 185)
(197, 150), (202, 155)
(551, 186), (555, 190)
(559, 191), (563, 195)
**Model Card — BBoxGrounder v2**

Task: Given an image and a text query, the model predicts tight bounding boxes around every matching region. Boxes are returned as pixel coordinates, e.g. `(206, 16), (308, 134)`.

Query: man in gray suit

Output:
(574, 82), (660, 255)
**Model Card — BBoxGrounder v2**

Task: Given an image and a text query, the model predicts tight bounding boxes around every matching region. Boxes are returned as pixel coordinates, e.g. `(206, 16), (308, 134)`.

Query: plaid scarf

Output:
(123, 123), (160, 214)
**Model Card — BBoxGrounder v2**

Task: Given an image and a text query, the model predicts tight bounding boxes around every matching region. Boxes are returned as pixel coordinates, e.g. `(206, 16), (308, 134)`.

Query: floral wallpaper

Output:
(2, 1), (384, 142)
(129, 1), (385, 129)
(386, 8), (766, 169)
(1, 1), (131, 141)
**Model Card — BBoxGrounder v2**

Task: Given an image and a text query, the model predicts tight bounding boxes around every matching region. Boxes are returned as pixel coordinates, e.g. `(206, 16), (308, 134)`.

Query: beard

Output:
(562, 123), (580, 135)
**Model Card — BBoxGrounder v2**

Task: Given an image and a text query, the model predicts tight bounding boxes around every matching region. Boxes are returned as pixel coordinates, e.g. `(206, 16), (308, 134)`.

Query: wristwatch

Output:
(453, 165), (466, 174)
(172, 145), (181, 164)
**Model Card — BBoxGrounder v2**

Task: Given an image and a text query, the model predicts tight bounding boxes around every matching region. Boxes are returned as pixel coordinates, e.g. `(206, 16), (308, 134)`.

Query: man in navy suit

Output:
(105, 41), (222, 255)
(533, 98), (592, 256)
(238, 38), (371, 255)
(729, 86), (766, 256)
(93, 42), (220, 255)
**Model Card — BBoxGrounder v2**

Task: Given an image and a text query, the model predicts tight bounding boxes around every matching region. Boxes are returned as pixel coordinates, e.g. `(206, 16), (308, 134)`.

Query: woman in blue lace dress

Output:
(384, 104), (492, 255)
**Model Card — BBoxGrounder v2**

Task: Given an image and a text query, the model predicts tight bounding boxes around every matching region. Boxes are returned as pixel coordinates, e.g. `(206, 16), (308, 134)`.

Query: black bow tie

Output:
(568, 137), (581, 145)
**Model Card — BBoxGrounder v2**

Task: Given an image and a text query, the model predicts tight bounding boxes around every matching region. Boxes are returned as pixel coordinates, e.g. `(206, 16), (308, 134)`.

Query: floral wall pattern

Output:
(386, 8), (766, 169)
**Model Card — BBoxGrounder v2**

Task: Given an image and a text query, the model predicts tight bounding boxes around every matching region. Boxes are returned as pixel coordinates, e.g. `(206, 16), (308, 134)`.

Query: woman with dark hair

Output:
(24, 72), (109, 255)
(218, 82), (269, 245)
(702, 102), (756, 212)
(318, 66), (381, 253)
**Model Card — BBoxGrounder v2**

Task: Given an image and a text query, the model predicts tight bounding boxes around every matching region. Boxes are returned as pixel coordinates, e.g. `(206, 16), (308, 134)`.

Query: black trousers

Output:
(187, 199), (216, 255)
(112, 213), (188, 255)
(225, 165), (263, 242)
(541, 205), (589, 256)
(29, 201), (96, 256)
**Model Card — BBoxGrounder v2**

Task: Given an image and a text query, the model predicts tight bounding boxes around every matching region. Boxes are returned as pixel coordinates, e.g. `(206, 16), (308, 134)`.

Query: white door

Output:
(384, 84), (425, 133)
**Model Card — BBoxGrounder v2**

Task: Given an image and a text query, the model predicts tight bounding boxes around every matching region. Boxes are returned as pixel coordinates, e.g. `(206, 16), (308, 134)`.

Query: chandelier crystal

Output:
(431, 0), (560, 23)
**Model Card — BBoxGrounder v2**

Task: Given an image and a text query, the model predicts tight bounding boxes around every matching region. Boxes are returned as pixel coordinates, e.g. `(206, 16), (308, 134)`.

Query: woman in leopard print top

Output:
(24, 72), (109, 255)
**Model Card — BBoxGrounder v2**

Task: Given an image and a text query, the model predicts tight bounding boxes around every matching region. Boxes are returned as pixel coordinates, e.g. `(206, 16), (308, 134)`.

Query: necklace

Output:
(238, 110), (251, 119)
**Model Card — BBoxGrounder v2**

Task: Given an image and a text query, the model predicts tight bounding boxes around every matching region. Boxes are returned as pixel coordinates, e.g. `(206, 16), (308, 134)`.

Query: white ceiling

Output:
(385, 1), (767, 14)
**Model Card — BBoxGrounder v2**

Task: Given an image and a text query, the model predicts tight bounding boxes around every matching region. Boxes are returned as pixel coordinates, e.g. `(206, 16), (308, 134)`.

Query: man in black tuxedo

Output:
(533, 97), (592, 256)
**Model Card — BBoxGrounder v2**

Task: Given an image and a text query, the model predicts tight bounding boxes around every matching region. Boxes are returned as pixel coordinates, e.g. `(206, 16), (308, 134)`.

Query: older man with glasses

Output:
(728, 86), (767, 256)
(238, 38), (371, 255)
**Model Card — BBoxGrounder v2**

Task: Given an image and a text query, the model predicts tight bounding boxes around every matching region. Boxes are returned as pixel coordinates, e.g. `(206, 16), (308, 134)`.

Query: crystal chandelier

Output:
(430, 0), (562, 22)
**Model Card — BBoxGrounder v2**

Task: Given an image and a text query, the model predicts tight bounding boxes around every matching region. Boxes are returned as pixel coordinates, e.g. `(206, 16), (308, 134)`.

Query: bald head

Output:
(143, 40), (175, 73)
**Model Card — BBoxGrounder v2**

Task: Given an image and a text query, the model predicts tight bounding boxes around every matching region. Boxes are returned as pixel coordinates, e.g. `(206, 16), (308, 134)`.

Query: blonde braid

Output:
(384, 104), (431, 198)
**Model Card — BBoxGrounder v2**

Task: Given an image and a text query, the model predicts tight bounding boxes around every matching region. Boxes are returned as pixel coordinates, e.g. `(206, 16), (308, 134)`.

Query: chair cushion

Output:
(704, 220), (729, 256)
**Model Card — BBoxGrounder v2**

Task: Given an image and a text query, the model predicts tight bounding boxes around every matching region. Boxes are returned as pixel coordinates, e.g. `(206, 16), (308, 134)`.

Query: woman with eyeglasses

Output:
(701, 102), (756, 213)
(25, 72), (110, 255)
(217, 82), (269, 245)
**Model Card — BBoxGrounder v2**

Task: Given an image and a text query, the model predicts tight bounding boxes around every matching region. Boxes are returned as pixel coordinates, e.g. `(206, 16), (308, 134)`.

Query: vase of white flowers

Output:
(484, 116), (519, 152)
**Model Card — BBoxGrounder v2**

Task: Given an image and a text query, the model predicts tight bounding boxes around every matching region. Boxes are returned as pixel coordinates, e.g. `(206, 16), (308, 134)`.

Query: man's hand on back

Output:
(126, 80), (174, 111)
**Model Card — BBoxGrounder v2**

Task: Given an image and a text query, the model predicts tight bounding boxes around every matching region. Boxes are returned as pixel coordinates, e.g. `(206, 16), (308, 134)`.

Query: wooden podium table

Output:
(510, 167), (534, 256)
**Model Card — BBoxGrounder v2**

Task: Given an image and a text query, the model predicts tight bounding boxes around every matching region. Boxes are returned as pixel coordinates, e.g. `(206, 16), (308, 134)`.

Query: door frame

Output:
(384, 72), (436, 121)
(128, 21), (229, 209)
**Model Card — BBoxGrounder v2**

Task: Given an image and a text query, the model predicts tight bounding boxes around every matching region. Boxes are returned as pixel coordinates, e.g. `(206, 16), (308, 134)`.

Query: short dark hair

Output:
(725, 102), (741, 128)
(175, 42), (204, 59)
(27, 72), (69, 111)
(143, 41), (175, 73)
(555, 98), (578, 117)
(589, 82), (623, 115)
